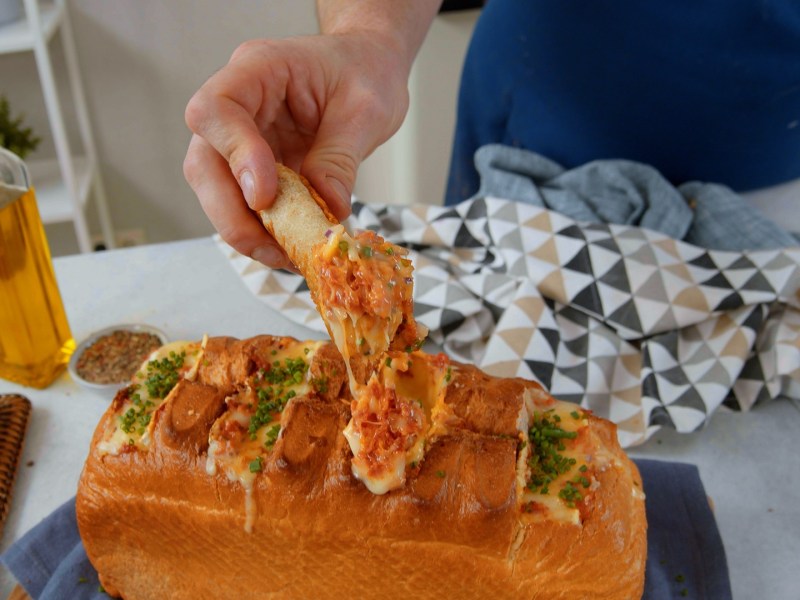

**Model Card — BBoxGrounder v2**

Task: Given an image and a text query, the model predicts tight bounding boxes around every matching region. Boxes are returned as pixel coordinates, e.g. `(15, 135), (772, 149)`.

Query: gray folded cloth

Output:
(473, 144), (798, 250)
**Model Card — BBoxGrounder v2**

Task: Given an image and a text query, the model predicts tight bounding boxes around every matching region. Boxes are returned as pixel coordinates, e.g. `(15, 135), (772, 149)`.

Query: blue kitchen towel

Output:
(639, 459), (732, 599)
(0, 499), (101, 599)
(472, 144), (798, 251)
(1, 459), (730, 599)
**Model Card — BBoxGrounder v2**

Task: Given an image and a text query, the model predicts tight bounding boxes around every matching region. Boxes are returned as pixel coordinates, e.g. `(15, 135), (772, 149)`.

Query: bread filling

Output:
(206, 340), (323, 479)
(342, 351), (449, 494)
(315, 225), (424, 366)
(93, 332), (635, 537)
(313, 226), (440, 494)
(97, 338), (205, 455)
(518, 401), (612, 524)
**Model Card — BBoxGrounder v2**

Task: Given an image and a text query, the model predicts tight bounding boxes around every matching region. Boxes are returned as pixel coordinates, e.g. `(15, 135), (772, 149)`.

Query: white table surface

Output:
(1, 236), (799, 599)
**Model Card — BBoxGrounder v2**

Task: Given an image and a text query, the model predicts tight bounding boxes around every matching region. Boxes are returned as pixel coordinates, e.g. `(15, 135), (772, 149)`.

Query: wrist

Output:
(317, 1), (440, 76)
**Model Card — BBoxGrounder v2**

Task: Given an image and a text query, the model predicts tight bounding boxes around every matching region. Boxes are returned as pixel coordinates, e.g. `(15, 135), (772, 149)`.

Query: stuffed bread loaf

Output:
(77, 334), (646, 599)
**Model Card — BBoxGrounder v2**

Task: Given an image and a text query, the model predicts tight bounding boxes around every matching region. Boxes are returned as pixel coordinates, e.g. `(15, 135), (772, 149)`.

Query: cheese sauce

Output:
(343, 351), (449, 494)
(312, 225), (443, 495)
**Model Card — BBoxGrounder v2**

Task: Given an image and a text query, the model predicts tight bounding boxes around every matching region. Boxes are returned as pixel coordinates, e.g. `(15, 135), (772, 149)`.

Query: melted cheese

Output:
(97, 338), (206, 456)
(311, 225), (444, 495)
(518, 400), (595, 525)
(316, 226), (422, 368)
(205, 340), (323, 530)
(342, 352), (448, 494)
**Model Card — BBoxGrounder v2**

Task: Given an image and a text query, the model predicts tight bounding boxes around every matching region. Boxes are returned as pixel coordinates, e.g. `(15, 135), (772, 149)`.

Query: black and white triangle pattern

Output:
(217, 196), (800, 447)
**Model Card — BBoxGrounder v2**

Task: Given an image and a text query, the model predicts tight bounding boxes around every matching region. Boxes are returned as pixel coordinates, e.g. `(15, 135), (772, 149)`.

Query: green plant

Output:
(0, 94), (41, 159)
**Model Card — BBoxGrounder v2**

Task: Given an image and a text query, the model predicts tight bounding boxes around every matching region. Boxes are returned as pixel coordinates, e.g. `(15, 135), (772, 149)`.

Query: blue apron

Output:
(446, 0), (800, 204)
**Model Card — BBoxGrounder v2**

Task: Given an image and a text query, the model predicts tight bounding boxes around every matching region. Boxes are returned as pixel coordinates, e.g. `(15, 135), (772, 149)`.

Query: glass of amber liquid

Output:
(0, 147), (74, 388)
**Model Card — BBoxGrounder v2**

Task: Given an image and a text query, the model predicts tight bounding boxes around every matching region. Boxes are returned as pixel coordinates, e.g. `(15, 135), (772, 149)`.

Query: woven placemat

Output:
(0, 395), (31, 541)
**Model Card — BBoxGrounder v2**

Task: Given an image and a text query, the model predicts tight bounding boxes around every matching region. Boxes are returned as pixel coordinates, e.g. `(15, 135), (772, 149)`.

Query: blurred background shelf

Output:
(0, 1), (61, 54)
(26, 154), (90, 223)
(0, 0), (113, 253)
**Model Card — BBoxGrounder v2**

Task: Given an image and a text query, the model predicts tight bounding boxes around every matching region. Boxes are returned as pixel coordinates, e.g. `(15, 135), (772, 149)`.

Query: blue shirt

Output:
(446, 0), (800, 204)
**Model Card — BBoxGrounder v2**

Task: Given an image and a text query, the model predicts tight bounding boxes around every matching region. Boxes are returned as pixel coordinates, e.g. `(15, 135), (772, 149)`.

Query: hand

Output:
(183, 32), (411, 269)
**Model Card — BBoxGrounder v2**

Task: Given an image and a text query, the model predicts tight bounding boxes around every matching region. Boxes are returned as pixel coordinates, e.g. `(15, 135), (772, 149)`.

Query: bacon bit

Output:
(352, 377), (425, 476)
(522, 501), (547, 515)
(315, 229), (419, 353)
(76, 330), (162, 384)
(220, 417), (246, 441)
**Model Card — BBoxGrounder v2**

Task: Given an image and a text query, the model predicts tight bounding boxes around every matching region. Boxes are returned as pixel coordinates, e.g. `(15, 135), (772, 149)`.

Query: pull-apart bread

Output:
(77, 166), (647, 599)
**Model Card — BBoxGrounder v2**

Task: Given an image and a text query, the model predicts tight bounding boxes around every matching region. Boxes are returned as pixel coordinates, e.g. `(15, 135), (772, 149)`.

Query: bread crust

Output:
(77, 335), (646, 599)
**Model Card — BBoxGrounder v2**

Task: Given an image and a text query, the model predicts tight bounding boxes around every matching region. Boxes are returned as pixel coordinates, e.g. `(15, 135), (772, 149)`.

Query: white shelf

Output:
(0, 0), (114, 252)
(28, 154), (92, 223)
(0, 2), (63, 55)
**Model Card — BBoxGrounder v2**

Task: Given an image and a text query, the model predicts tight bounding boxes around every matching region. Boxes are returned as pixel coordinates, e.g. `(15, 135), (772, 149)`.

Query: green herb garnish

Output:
(142, 351), (185, 399)
(264, 424), (281, 448)
(119, 391), (155, 435)
(248, 357), (308, 438)
(526, 410), (587, 506)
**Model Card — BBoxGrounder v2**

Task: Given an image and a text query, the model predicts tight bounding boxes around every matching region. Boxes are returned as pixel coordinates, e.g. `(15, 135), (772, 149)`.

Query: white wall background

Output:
(0, 1), (478, 255)
(354, 8), (477, 207)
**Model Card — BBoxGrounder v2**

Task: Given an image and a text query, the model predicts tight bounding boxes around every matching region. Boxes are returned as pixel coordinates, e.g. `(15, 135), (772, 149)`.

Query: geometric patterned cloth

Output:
(215, 197), (800, 448)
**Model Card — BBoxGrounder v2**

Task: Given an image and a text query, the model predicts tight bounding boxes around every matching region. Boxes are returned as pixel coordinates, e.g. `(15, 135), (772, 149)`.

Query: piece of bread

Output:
(77, 334), (647, 599)
(258, 164), (338, 276)
(259, 165), (423, 372)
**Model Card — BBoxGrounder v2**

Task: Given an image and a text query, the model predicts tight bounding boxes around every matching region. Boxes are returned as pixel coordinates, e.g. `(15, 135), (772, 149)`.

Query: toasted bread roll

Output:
(77, 335), (647, 599)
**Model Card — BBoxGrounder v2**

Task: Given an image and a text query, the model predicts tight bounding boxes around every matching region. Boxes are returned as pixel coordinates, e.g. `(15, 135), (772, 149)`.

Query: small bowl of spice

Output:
(68, 324), (168, 398)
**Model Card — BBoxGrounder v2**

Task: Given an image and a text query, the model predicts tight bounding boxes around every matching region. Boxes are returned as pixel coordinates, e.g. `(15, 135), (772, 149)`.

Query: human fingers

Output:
(301, 42), (410, 221)
(184, 53), (278, 212)
(302, 96), (397, 222)
(183, 134), (294, 270)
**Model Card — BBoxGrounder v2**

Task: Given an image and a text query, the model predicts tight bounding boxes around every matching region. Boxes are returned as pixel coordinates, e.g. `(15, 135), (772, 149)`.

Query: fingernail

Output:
(240, 170), (256, 208)
(326, 176), (351, 214)
(251, 245), (283, 267)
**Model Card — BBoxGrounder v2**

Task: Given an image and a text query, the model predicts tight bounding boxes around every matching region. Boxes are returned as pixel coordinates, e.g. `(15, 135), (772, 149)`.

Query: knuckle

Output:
(230, 39), (267, 62)
(184, 91), (209, 133)
(182, 150), (202, 185)
(218, 226), (239, 246)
